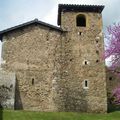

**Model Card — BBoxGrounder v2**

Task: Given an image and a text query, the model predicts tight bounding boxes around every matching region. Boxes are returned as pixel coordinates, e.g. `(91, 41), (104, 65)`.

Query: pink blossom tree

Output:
(104, 23), (120, 105)
(105, 23), (120, 74)
(112, 86), (120, 105)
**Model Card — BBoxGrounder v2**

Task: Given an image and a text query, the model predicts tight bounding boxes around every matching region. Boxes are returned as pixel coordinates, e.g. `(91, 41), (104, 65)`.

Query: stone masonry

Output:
(0, 4), (107, 112)
(1, 24), (63, 111)
(58, 7), (107, 112)
(0, 70), (15, 109)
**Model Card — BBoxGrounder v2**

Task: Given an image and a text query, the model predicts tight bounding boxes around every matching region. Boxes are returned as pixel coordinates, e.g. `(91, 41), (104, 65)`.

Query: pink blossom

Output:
(112, 86), (120, 105)
(104, 23), (120, 73)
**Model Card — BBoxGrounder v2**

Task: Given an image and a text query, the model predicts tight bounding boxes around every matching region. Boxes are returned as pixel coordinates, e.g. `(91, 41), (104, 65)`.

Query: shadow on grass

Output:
(0, 104), (3, 120)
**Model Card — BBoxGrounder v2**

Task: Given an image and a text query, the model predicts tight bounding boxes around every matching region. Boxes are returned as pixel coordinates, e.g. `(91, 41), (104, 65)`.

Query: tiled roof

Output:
(58, 4), (105, 25)
(0, 19), (63, 39)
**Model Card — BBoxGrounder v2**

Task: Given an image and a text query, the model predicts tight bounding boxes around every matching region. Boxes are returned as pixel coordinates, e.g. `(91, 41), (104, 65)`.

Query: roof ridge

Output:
(59, 4), (104, 7)
(0, 19), (63, 36)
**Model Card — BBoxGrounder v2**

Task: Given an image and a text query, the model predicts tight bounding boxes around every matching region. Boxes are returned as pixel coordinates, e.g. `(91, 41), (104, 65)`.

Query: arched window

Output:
(76, 14), (86, 27)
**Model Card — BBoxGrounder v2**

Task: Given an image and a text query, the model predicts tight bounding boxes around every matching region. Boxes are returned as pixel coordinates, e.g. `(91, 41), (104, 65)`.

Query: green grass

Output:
(0, 110), (120, 120)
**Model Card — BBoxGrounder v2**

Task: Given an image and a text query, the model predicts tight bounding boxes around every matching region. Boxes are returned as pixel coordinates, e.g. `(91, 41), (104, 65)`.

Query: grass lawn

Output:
(0, 110), (120, 120)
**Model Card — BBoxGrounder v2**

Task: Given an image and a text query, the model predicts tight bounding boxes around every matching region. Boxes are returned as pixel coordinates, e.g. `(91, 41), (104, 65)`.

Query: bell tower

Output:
(57, 4), (107, 112)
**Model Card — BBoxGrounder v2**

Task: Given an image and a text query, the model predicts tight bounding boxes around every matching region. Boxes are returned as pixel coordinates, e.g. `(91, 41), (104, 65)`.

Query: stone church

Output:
(0, 4), (115, 113)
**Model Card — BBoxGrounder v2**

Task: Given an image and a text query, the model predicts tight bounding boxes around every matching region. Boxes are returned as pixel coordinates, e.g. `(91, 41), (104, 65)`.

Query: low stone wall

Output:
(0, 70), (16, 109)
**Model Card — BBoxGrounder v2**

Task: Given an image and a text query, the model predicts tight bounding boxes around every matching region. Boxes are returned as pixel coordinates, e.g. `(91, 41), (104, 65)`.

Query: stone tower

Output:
(56, 4), (107, 112)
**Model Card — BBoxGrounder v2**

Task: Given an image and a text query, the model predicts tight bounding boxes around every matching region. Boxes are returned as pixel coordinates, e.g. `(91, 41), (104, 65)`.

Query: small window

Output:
(85, 80), (88, 87)
(85, 61), (87, 65)
(96, 60), (99, 63)
(83, 80), (89, 89)
(96, 40), (98, 43)
(96, 50), (99, 54)
(76, 14), (86, 27)
(109, 77), (113, 81)
(32, 78), (34, 85)
(70, 58), (73, 62)
(83, 60), (89, 65)
(78, 32), (82, 35)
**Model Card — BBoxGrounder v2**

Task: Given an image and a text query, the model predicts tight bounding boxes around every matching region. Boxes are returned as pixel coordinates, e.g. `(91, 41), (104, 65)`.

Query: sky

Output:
(0, 0), (120, 31)
(0, 0), (120, 65)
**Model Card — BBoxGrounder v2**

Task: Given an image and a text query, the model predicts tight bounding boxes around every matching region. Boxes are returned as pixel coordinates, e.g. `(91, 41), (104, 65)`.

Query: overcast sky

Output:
(0, 0), (120, 31)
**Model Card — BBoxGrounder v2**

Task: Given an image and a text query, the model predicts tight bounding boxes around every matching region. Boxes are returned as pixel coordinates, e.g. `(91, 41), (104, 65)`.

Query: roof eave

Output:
(0, 19), (64, 39)
(57, 4), (105, 25)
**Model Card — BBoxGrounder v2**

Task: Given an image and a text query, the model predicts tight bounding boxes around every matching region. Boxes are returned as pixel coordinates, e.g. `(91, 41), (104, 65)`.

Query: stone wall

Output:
(1, 24), (63, 111)
(1, 11), (107, 112)
(0, 70), (15, 109)
(59, 11), (107, 112)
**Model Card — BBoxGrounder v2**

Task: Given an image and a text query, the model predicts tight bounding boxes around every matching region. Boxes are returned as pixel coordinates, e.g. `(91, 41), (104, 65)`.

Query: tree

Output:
(104, 23), (120, 74)
(111, 86), (120, 105)
(104, 23), (120, 106)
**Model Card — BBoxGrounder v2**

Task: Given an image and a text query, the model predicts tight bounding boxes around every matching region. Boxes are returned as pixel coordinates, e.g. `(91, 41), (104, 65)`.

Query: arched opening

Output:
(76, 14), (86, 27)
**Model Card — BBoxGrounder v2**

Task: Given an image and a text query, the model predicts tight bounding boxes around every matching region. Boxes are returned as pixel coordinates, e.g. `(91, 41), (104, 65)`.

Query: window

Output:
(32, 78), (34, 85)
(76, 14), (86, 27)
(96, 40), (98, 43)
(83, 80), (89, 89)
(83, 60), (89, 65)
(109, 77), (113, 81)
(70, 58), (73, 62)
(85, 61), (88, 65)
(96, 50), (99, 54)
(85, 80), (88, 87)
(78, 32), (82, 35)
(96, 60), (99, 63)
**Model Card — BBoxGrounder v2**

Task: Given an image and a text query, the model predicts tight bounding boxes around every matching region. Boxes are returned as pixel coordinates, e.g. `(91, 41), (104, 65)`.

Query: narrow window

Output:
(85, 80), (88, 87)
(96, 40), (98, 43)
(96, 50), (99, 54)
(85, 61), (88, 65)
(83, 60), (89, 65)
(78, 32), (82, 35)
(96, 60), (99, 63)
(70, 58), (73, 62)
(32, 78), (34, 85)
(109, 77), (113, 81)
(83, 80), (89, 89)
(76, 14), (86, 27)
